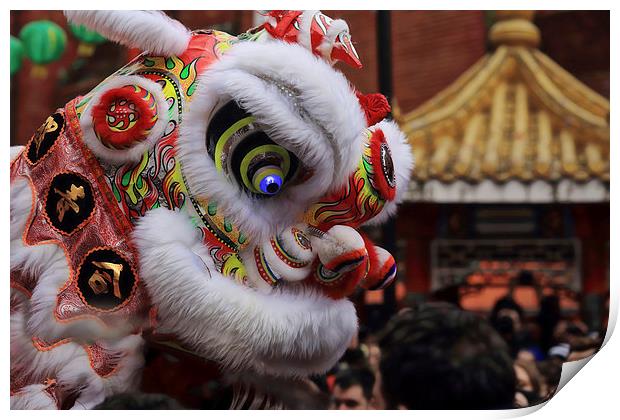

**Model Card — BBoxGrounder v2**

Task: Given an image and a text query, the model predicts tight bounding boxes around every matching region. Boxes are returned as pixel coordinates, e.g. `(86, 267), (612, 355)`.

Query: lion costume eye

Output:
(206, 101), (299, 197)
(367, 128), (396, 201)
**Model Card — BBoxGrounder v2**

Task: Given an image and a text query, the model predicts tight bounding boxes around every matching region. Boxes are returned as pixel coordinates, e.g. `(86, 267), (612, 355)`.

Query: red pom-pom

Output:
(356, 92), (391, 126)
(91, 85), (158, 150)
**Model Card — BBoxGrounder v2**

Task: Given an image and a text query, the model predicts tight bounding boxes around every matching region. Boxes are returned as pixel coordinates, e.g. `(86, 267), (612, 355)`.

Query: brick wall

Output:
(391, 11), (487, 111)
(326, 11), (487, 112)
(536, 10), (610, 98)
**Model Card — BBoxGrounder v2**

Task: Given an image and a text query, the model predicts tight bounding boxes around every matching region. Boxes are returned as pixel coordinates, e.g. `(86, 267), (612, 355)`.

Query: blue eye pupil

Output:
(260, 174), (283, 195)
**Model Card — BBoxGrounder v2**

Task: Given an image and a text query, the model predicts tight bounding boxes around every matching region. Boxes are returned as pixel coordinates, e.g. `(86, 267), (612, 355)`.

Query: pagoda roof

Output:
(396, 11), (609, 202)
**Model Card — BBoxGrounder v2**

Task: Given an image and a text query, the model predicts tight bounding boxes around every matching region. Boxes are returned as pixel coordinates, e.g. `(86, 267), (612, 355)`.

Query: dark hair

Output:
(490, 296), (524, 324)
(379, 302), (516, 409)
(94, 392), (185, 410)
(489, 296), (526, 357)
(334, 367), (375, 400)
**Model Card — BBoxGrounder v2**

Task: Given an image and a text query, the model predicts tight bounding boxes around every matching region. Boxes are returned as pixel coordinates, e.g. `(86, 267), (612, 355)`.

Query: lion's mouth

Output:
(134, 208), (358, 377)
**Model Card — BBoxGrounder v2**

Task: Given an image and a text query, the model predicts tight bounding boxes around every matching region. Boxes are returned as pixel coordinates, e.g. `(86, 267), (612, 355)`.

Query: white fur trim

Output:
(64, 10), (191, 56)
(10, 384), (58, 409)
(11, 145), (24, 162)
(11, 310), (144, 409)
(79, 75), (169, 164)
(134, 208), (358, 377)
(178, 40), (365, 243)
(67, 335), (145, 410)
(364, 120), (415, 225)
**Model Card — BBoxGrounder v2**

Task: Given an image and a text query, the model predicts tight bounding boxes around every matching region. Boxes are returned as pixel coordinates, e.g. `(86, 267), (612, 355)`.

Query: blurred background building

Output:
(10, 10), (610, 333)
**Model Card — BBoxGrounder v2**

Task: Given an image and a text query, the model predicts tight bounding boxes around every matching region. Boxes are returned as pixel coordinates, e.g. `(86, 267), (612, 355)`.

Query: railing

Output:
(430, 238), (582, 292)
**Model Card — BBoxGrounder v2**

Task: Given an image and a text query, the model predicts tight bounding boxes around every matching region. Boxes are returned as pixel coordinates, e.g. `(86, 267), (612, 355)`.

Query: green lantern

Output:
(10, 36), (24, 76)
(19, 20), (67, 79)
(69, 23), (106, 57)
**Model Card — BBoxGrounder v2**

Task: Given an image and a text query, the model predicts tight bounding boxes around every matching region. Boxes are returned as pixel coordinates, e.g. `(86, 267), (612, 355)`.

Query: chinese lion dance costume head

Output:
(10, 10), (413, 409)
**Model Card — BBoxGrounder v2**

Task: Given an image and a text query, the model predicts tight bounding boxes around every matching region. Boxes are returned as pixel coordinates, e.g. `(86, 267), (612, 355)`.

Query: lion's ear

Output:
(63, 10), (191, 56)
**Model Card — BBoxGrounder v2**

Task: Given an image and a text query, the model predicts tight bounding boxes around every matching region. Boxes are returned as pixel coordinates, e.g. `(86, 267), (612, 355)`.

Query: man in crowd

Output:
(378, 302), (516, 409)
(330, 367), (376, 410)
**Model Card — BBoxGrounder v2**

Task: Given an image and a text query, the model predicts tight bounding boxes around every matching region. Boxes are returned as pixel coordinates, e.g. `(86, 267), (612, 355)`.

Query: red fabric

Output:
(11, 100), (149, 333)
(359, 233), (397, 290)
(331, 38), (363, 69)
(262, 10), (303, 43)
(263, 10), (363, 69)
(321, 247), (367, 273)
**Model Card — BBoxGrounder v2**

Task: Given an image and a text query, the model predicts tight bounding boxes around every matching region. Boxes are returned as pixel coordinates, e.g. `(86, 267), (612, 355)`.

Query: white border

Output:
(4, 3), (617, 418)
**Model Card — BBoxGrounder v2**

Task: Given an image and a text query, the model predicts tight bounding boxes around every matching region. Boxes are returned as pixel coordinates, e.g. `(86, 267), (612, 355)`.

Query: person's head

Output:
(379, 302), (516, 409)
(553, 319), (588, 342)
(367, 342), (381, 372)
(514, 360), (545, 406)
(331, 368), (375, 410)
(490, 296), (525, 336)
(490, 296), (527, 357)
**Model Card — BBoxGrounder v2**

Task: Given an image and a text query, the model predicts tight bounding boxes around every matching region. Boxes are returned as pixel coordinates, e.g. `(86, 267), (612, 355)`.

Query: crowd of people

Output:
(324, 294), (606, 410)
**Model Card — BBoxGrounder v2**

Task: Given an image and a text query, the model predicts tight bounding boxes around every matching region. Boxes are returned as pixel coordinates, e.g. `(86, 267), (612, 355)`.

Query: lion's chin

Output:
(133, 208), (358, 377)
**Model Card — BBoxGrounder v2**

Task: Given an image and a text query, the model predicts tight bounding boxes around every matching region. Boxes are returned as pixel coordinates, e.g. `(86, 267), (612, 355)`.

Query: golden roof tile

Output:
(396, 11), (610, 185)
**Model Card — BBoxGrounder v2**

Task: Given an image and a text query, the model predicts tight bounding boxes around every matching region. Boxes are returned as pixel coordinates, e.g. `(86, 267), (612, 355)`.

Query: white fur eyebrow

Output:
(64, 10), (191, 56)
